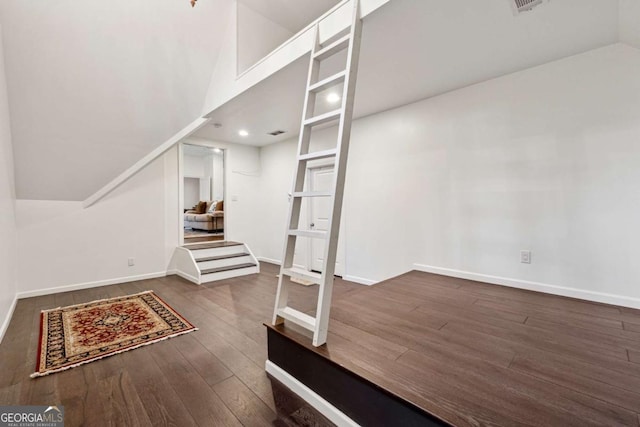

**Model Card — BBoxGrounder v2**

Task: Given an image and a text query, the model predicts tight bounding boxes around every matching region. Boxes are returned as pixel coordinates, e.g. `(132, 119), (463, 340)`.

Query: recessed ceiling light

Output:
(326, 93), (341, 104)
(213, 148), (222, 153)
(238, 130), (249, 137)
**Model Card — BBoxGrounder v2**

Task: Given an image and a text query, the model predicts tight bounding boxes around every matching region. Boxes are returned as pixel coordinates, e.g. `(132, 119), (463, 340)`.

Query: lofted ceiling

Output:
(195, 0), (623, 147)
(236, 0), (341, 32)
(0, 0), (234, 200)
(1, 0), (631, 200)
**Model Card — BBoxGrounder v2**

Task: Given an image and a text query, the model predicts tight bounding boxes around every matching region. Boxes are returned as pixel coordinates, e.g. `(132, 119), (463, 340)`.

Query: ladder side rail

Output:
(313, 0), (363, 346)
(273, 25), (322, 324)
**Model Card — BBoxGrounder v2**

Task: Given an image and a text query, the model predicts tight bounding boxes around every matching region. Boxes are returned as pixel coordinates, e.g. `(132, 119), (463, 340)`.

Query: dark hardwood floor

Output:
(0, 263), (355, 426)
(275, 269), (640, 426)
(2, 262), (640, 426)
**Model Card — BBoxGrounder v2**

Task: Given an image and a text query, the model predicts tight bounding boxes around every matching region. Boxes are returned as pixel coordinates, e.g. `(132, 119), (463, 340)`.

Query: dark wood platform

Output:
(267, 269), (640, 427)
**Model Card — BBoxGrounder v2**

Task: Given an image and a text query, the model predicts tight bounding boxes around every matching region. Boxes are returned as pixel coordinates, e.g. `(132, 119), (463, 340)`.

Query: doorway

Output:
(181, 144), (226, 244)
(307, 164), (345, 277)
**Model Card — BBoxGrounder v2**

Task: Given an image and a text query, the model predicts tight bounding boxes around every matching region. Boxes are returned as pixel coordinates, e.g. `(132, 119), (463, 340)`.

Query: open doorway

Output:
(181, 144), (225, 244)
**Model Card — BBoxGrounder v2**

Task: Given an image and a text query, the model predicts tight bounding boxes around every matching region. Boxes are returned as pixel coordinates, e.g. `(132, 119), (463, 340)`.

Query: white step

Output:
(303, 109), (341, 127)
(282, 267), (322, 285)
(196, 254), (253, 270)
(187, 244), (246, 259)
(308, 71), (346, 93)
(313, 34), (350, 61)
(299, 149), (337, 162)
(288, 230), (327, 239)
(292, 191), (333, 198)
(200, 264), (259, 283)
(277, 307), (316, 332)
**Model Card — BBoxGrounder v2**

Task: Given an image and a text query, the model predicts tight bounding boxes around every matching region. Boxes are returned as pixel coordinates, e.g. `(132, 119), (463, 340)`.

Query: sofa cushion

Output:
(215, 200), (224, 211)
(195, 201), (207, 214)
(185, 214), (211, 222)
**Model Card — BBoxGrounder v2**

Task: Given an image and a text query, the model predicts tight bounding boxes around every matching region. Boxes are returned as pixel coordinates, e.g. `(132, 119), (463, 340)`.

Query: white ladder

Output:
(272, 0), (363, 347)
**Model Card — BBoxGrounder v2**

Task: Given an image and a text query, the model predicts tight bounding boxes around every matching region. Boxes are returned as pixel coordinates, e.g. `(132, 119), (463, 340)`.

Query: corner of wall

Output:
(202, 4), (238, 115)
(618, 0), (640, 49)
(0, 20), (18, 343)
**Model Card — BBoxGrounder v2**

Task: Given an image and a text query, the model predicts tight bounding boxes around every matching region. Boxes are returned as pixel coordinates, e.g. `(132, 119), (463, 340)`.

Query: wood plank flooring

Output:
(274, 269), (640, 426)
(0, 263), (353, 426)
(2, 263), (640, 426)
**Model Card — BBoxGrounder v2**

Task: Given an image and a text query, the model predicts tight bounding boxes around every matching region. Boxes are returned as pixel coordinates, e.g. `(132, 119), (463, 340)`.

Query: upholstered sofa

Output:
(184, 200), (224, 232)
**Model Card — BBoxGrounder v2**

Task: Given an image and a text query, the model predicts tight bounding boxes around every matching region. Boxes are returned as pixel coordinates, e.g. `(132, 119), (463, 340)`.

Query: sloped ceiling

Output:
(0, 0), (233, 200)
(1, 0), (631, 200)
(195, 0), (622, 146)
(620, 0), (640, 48)
(236, 0), (341, 32)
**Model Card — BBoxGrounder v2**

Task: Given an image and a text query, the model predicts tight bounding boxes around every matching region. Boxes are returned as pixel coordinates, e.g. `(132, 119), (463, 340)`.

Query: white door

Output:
(309, 166), (345, 277)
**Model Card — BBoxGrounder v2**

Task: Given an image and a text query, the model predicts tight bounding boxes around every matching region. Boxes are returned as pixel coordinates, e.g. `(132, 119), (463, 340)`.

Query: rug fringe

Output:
(30, 327), (197, 378)
(39, 290), (155, 314)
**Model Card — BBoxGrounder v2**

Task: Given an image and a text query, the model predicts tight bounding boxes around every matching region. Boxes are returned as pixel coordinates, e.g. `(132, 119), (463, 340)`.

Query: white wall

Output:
(183, 153), (207, 177)
(16, 159), (169, 295)
(255, 43), (640, 306)
(237, 3), (293, 74)
(212, 152), (224, 200)
(0, 0), (234, 201)
(619, 0), (640, 49)
(184, 177), (200, 208)
(15, 140), (260, 296)
(0, 22), (17, 339)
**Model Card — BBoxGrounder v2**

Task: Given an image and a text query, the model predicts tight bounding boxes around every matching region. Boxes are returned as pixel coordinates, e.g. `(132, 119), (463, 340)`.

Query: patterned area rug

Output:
(32, 291), (196, 378)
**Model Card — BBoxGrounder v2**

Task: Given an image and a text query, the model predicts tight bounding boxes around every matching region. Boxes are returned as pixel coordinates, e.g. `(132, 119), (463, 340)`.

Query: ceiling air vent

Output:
(511, 0), (547, 15)
(268, 130), (286, 136)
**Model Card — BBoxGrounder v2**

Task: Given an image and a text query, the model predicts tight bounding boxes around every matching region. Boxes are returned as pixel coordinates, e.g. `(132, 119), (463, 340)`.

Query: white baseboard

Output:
(257, 257), (376, 286)
(265, 360), (359, 427)
(0, 296), (18, 344)
(413, 263), (640, 309)
(174, 270), (200, 284)
(257, 256), (281, 266)
(16, 271), (168, 299)
(343, 275), (376, 286)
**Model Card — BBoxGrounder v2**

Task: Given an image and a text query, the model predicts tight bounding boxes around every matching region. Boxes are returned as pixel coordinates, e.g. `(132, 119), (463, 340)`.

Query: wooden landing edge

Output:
(265, 324), (449, 426)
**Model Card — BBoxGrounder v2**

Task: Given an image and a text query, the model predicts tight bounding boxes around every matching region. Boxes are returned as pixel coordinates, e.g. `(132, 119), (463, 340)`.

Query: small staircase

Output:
(172, 241), (259, 284)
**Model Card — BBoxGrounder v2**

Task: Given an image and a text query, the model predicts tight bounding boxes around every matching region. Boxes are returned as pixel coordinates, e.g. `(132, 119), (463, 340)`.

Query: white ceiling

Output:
(183, 143), (224, 156)
(1, 0), (234, 200)
(195, 0), (621, 147)
(1, 0), (630, 200)
(236, 0), (341, 32)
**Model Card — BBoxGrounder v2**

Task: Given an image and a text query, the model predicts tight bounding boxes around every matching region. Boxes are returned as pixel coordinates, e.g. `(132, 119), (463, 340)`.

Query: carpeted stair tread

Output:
(196, 253), (250, 263)
(184, 241), (243, 250)
(200, 263), (257, 275)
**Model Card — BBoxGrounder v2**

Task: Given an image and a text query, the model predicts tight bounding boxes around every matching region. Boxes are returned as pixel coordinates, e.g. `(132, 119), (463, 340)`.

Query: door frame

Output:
(178, 141), (228, 245)
(306, 160), (346, 277)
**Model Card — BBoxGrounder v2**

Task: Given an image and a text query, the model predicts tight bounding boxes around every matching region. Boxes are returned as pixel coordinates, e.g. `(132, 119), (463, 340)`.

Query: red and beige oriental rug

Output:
(32, 291), (196, 378)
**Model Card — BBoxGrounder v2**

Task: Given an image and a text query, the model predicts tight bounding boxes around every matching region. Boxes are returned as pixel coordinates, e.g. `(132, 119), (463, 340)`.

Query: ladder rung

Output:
(304, 109), (341, 127)
(292, 191), (333, 198)
(299, 149), (337, 162)
(314, 34), (351, 61)
(308, 71), (346, 93)
(289, 230), (327, 239)
(282, 267), (322, 284)
(277, 307), (316, 331)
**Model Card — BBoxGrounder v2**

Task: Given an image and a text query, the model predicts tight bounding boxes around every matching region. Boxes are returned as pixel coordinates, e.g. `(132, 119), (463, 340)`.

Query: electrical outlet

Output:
(128, 258), (135, 267)
(520, 250), (531, 264)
